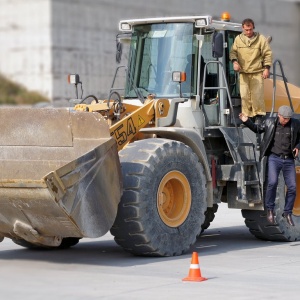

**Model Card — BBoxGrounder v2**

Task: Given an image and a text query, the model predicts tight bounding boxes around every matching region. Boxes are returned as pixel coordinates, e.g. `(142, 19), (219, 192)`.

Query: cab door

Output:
(225, 31), (240, 99)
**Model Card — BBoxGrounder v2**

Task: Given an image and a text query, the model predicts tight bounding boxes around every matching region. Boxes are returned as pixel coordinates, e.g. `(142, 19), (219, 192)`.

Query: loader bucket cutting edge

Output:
(0, 107), (122, 246)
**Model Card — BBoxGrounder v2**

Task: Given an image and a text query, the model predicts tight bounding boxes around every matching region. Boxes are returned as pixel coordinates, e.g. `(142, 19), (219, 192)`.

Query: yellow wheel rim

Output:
(157, 171), (192, 227)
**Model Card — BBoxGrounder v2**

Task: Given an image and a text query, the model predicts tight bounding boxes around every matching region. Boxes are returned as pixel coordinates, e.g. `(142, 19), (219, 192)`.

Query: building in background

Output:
(0, 0), (299, 103)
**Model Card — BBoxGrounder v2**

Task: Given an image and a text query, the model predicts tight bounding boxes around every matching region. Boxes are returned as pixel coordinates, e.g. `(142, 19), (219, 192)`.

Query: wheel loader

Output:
(1, 13), (300, 256)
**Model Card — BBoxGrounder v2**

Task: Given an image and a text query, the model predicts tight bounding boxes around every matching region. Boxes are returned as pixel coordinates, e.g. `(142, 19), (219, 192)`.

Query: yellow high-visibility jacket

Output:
(229, 32), (273, 73)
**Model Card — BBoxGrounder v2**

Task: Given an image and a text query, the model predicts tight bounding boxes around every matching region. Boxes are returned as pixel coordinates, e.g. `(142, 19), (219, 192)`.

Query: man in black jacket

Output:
(239, 105), (300, 226)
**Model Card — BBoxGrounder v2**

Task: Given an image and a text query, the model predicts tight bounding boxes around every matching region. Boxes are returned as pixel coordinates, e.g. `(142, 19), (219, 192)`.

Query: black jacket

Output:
(244, 116), (300, 160)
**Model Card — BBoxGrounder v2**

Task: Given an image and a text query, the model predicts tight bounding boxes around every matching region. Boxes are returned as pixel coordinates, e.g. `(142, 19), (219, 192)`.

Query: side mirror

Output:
(116, 33), (132, 63)
(212, 32), (224, 58)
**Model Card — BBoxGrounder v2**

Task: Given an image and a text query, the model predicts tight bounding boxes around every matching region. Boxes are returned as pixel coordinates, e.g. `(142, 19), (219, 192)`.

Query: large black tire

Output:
(12, 237), (80, 249)
(242, 173), (300, 241)
(12, 239), (39, 249)
(58, 238), (80, 249)
(110, 138), (207, 256)
(200, 204), (218, 234)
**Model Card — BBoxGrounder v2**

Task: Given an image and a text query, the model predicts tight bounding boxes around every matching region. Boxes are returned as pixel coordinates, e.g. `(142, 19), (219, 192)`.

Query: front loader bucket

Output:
(0, 107), (122, 246)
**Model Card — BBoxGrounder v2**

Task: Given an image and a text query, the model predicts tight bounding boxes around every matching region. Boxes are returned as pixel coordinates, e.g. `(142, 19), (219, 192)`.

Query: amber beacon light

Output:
(221, 12), (231, 22)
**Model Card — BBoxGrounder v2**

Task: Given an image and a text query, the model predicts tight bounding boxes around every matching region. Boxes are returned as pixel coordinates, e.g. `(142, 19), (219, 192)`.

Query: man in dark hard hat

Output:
(239, 105), (300, 226)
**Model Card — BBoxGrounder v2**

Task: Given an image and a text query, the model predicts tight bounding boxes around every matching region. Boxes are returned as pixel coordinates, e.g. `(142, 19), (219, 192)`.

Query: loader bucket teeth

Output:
(0, 107), (122, 246)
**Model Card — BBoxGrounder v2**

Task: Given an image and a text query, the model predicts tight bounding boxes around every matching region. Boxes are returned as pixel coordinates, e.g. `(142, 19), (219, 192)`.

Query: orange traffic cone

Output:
(182, 252), (207, 282)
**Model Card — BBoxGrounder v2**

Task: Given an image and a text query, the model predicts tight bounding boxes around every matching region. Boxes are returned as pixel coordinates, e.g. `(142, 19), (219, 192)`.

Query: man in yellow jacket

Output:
(230, 18), (272, 124)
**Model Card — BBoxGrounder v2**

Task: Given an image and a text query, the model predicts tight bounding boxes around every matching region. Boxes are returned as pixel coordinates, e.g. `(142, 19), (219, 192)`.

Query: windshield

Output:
(124, 22), (197, 99)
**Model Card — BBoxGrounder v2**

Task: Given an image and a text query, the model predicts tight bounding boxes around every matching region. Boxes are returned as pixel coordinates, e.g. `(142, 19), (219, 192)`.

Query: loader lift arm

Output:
(74, 97), (173, 151)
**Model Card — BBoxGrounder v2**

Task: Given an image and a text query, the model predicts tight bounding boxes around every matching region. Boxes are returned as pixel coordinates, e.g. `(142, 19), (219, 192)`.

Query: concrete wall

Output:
(0, 0), (52, 97)
(0, 0), (299, 102)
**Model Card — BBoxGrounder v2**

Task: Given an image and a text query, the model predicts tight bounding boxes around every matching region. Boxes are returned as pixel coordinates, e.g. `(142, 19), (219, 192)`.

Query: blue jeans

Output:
(265, 154), (296, 214)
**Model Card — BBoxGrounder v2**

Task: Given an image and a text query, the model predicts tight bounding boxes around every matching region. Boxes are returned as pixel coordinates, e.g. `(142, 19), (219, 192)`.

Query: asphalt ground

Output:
(1, 203), (300, 299)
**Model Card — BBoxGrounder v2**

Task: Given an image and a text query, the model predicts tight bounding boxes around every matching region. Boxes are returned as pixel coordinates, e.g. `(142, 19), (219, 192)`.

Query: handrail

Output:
(270, 59), (293, 117)
(109, 65), (127, 94)
(202, 61), (240, 144)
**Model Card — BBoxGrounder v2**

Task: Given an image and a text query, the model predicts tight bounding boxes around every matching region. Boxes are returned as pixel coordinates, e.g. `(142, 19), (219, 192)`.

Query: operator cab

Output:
(118, 13), (242, 128)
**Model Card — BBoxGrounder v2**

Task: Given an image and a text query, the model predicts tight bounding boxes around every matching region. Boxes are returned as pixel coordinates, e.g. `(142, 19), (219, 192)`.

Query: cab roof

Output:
(119, 15), (242, 32)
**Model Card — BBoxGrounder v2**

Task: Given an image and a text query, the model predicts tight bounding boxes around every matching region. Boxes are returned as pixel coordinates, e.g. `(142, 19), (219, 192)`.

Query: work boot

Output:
(282, 212), (295, 226)
(267, 209), (275, 224)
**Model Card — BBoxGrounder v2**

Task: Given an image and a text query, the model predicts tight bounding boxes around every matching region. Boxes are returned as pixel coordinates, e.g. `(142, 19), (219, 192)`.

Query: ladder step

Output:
(237, 198), (262, 204)
(244, 180), (259, 186)
(237, 198), (248, 204)
(239, 142), (254, 147)
(241, 160), (257, 166)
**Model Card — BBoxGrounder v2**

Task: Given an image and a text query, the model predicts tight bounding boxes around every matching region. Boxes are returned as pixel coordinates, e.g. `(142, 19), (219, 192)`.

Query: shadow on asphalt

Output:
(0, 224), (293, 266)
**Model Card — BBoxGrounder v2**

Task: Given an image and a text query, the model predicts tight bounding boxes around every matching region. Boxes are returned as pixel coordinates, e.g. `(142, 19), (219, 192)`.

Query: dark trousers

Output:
(265, 154), (296, 214)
